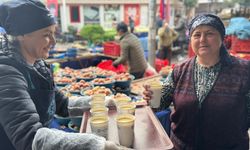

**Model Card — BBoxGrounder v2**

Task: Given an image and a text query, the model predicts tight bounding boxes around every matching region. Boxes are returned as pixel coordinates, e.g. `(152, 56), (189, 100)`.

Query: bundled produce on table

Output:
(54, 76), (76, 85)
(60, 67), (75, 76)
(81, 66), (99, 72)
(83, 86), (112, 96)
(67, 80), (92, 94)
(114, 72), (133, 81)
(92, 78), (114, 84)
(114, 73), (135, 92)
(68, 70), (82, 77)
(95, 69), (116, 78)
(76, 72), (96, 82)
(92, 78), (114, 89)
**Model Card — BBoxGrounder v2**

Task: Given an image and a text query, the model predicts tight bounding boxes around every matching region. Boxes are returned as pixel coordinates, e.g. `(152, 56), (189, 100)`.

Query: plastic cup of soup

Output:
(115, 97), (131, 107)
(117, 103), (136, 115)
(92, 94), (106, 101)
(90, 106), (109, 116)
(90, 115), (109, 139)
(149, 82), (162, 108)
(89, 100), (105, 108)
(116, 114), (135, 148)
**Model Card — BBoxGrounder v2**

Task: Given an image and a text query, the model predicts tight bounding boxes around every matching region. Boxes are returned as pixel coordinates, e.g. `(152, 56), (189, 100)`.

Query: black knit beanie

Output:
(0, 0), (56, 36)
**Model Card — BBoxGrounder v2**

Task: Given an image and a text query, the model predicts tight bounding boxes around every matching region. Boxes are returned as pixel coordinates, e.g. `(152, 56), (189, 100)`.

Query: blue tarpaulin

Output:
(226, 17), (250, 40)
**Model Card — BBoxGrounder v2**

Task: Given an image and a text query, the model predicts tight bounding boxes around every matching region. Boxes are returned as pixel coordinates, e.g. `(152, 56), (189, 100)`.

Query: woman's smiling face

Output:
(190, 25), (222, 60)
(18, 25), (56, 64)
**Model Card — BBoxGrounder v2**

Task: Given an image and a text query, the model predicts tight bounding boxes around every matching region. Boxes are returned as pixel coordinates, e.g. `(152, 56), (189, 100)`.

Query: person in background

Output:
(113, 22), (147, 79)
(112, 16), (118, 29)
(128, 16), (135, 33)
(156, 14), (163, 34)
(174, 14), (187, 51)
(143, 13), (250, 150)
(0, 0), (129, 150)
(157, 21), (179, 65)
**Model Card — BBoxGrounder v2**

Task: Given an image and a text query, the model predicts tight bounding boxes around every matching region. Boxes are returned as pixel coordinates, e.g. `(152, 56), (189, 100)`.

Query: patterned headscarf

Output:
(188, 13), (230, 65)
(188, 13), (225, 39)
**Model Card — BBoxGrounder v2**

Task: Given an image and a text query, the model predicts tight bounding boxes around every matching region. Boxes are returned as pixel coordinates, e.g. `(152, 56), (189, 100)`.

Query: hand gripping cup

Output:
(90, 115), (109, 139)
(149, 82), (162, 108)
(116, 114), (135, 148)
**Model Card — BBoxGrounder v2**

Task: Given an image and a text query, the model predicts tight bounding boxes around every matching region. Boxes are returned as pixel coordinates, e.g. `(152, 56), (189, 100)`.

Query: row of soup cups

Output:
(89, 94), (136, 148)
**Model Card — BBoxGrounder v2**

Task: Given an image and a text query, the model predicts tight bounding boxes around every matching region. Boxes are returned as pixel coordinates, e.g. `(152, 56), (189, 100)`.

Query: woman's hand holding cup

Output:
(143, 82), (162, 108)
(142, 84), (153, 105)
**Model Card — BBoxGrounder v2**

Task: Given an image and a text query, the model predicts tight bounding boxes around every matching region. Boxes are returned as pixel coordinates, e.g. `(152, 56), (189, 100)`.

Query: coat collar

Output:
(119, 32), (129, 40)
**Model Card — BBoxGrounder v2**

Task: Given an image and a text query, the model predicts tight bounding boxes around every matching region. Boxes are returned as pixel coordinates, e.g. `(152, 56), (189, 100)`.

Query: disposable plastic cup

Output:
(117, 103), (136, 115)
(149, 82), (162, 108)
(90, 115), (109, 139)
(115, 97), (131, 107)
(92, 94), (106, 101)
(90, 106), (109, 116)
(89, 100), (106, 108)
(116, 114), (135, 148)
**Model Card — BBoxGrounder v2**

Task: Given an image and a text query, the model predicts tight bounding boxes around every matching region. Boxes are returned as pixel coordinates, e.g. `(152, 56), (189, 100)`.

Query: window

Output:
(84, 5), (100, 24)
(70, 6), (80, 23)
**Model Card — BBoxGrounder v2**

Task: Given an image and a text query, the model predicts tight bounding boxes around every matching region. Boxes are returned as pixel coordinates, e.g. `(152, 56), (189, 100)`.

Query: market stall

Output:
(52, 65), (173, 149)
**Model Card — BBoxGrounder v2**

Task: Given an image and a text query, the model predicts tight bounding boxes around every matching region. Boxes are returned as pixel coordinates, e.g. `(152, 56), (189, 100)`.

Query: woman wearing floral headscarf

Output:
(143, 13), (250, 150)
(0, 0), (130, 150)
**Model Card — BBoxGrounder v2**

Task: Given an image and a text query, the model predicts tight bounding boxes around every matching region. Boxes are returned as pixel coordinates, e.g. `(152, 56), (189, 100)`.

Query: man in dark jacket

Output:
(174, 14), (187, 51)
(113, 22), (147, 79)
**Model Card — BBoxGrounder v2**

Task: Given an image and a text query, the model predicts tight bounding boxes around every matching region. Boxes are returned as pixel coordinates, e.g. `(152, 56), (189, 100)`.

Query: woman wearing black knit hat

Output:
(0, 0), (130, 150)
(143, 13), (250, 150)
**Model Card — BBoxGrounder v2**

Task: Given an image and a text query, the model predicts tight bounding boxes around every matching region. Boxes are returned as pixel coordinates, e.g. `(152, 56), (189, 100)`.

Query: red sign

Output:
(159, 0), (164, 19)
(47, 0), (58, 17)
(159, 0), (171, 23)
(124, 4), (140, 26)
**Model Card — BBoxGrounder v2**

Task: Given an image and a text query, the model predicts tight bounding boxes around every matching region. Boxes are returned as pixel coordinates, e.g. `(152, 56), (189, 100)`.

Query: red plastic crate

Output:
(230, 36), (250, 53)
(103, 42), (121, 56)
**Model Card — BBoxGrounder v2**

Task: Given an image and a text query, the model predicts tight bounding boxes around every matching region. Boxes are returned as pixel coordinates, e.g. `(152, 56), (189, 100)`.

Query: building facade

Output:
(50, 0), (179, 32)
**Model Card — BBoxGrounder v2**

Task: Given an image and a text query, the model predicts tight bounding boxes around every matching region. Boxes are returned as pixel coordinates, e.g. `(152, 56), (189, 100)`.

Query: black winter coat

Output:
(0, 49), (69, 150)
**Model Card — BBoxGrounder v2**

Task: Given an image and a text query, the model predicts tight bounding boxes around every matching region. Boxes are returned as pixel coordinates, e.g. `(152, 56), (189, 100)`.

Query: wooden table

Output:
(80, 106), (173, 150)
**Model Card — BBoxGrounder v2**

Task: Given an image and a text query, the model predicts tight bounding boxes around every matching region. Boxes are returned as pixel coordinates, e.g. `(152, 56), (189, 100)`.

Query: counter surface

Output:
(80, 106), (173, 150)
